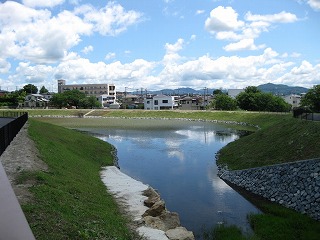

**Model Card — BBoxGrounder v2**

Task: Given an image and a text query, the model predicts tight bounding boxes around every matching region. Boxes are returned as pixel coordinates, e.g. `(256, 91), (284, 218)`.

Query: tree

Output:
(236, 86), (290, 112)
(301, 85), (320, 112)
(79, 96), (101, 109)
(213, 94), (237, 110)
(23, 84), (38, 94)
(50, 90), (101, 109)
(213, 89), (223, 95)
(39, 86), (49, 94)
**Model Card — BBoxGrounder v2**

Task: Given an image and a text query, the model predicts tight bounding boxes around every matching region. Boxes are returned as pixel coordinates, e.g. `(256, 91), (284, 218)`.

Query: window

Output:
(154, 100), (158, 105)
(147, 101), (150, 104)
(162, 100), (168, 103)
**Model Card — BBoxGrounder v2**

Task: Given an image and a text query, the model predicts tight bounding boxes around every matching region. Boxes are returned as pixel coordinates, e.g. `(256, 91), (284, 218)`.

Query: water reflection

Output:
(79, 119), (260, 239)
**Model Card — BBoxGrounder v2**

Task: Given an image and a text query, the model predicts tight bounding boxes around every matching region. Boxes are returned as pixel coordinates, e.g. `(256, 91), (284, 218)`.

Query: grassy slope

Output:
(24, 119), (136, 239)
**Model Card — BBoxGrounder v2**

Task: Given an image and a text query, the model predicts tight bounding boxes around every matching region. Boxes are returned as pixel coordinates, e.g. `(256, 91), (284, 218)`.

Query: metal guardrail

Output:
(0, 112), (28, 156)
(0, 111), (35, 239)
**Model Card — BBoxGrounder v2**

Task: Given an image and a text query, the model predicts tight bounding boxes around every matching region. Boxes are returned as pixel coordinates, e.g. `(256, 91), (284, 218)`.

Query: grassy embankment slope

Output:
(23, 119), (139, 239)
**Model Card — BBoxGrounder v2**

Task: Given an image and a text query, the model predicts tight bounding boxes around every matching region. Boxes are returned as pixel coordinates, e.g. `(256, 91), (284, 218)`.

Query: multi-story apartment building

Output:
(57, 80), (116, 107)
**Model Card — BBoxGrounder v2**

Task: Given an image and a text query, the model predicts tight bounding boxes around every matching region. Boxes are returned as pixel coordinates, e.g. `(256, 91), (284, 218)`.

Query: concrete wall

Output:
(218, 158), (320, 221)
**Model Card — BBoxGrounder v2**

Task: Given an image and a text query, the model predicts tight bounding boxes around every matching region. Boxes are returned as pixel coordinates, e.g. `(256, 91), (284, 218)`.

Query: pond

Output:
(79, 118), (260, 239)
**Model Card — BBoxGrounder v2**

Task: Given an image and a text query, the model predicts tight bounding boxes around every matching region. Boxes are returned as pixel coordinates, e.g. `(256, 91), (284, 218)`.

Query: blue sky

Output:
(0, 0), (319, 92)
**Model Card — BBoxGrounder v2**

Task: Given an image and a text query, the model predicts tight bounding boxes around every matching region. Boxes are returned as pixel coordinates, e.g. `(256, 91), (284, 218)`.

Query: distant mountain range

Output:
(131, 83), (309, 96)
(257, 83), (308, 95)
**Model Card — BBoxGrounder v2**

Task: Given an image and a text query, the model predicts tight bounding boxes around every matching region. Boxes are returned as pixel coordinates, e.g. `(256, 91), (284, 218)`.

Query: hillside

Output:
(131, 83), (309, 96)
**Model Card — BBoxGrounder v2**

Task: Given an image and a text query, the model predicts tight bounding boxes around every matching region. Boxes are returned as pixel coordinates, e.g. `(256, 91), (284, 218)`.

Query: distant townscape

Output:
(0, 80), (318, 113)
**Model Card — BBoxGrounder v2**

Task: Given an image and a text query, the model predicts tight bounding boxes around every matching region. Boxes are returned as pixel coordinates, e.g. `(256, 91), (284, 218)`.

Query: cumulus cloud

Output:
(278, 61), (320, 87)
(0, 58), (11, 74)
(205, 6), (298, 52)
(307, 0), (320, 11)
(205, 6), (244, 32)
(105, 52), (116, 60)
(224, 38), (266, 51)
(0, 1), (142, 64)
(75, 2), (143, 36)
(82, 45), (93, 54)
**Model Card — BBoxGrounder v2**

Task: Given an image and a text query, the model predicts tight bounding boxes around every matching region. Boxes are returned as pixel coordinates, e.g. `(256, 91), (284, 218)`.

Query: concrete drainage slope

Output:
(218, 158), (320, 221)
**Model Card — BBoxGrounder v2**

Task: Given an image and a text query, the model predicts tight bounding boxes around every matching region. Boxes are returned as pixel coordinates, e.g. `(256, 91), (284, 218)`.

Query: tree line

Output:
(0, 84), (100, 109)
(210, 85), (320, 113)
(1, 83), (319, 112)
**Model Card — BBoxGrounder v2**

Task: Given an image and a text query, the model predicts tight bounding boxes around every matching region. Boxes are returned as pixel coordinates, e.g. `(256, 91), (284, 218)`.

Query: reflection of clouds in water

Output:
(98, 135), (124, 142)
(175, 129), (238, 144)
(165, 139), (184, 161)
(207, 165), (233, 218)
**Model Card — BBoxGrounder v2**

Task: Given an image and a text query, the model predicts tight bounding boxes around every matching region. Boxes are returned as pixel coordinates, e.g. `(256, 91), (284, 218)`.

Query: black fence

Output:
(293, 108), (320, 121)
(0, 112), (28, 156)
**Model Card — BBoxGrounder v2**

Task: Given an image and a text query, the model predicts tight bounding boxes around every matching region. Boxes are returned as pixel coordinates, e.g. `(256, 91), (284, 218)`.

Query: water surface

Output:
(80, 118), (260, 239)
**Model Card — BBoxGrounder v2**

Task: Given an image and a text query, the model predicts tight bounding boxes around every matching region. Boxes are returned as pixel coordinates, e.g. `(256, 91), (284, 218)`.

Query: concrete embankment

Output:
(218, 158), (320, 221)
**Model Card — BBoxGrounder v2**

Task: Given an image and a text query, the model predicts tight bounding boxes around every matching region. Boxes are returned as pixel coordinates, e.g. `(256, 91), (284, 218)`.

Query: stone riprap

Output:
(218, 158), (320, 221)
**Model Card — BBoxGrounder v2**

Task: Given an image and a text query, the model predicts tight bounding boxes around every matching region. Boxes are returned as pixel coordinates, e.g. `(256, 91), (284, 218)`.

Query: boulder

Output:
(144, 212), (181, 231)
(165, 227), (195, 240)
(143, 200), (166, 217)
(143, 187), (161, 207)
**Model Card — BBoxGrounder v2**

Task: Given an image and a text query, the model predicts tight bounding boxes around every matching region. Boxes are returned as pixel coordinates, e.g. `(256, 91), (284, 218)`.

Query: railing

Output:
(292, 107), (320, 121)
(0, 111), (35, 239)
(0, 112), (28, 156)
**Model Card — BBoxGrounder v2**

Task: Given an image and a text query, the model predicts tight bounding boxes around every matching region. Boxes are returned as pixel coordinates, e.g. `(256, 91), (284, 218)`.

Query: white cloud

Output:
(105, 52), (116, 60)
(82, 45), (93, 54)
(0, 58), (11, 74)
(205, 6), (244, 32)
(76, 2), (143, 36)
(165, 38), (184, 53)
(0, 1), (142, 64)
(224, 38), (265, 51)
(9, 62), (54, 88)
(245, 11), (298, 23)
(278, 61), (320, 87)
(205, 6), (298, 52)
(307, 0), (320, 11)
(22, 0), (65, 8)
(196, 10), (205, 15)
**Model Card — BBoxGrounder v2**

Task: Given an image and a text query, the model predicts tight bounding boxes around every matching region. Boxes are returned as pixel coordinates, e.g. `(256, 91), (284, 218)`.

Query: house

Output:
(283, 94), (302, 108)
(179, 96), (202, 110)
(144, 95), (179, 110)
(22, 94), (49, 108)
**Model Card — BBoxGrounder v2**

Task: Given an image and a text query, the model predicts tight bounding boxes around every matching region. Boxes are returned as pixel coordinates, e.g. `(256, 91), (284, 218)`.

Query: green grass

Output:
(217, 117), (320, 169)
(202, 224), (252, 240)
(23, 119), (138, 239)
(248, 201), (320, 240)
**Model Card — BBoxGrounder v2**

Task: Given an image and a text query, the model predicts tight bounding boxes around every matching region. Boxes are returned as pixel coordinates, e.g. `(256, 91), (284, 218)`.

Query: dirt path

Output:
(0, 123), (47, 204)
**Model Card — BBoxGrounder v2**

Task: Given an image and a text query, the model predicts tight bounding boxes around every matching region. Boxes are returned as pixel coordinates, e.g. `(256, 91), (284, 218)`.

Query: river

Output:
(79, 118), (260, 239)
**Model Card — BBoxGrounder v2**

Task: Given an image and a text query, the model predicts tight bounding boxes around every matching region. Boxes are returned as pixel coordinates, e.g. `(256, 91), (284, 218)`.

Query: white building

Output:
(283, 94), (302, 108)
(228, 89), (244, 99)
(144, 95), (179, 110)
(57, 79), (116, 100)
(98, 95), (118, 108)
